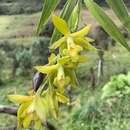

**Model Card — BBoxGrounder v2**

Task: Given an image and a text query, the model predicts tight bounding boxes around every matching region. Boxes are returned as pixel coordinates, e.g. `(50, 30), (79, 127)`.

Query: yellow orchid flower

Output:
(52, 65), (70, 93)
(8, 94), (49, 129)
(8, 94), (34, 129)
(34, 56), (72, 90)
(48, 53), (57, 64)
(66, 37), (83, 57)
(75, 37), (97, 51)
(34, 53), (59, 75)
(56, 65), (65, 83)
(53, 76), (70, 93)
(34, 54), (71, 75)
(61, 50), (88, 68)
(50, 15), (94, 51)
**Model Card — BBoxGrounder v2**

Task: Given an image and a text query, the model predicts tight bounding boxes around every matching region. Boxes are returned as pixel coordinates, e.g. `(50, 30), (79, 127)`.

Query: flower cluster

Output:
(8, 15), (96, 130)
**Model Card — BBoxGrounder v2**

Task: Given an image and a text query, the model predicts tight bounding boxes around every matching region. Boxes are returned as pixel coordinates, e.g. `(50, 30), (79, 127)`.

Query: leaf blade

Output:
(37, 0), (60, 34)
(84, 0), (130, 51)
(107, 0), (130, 31)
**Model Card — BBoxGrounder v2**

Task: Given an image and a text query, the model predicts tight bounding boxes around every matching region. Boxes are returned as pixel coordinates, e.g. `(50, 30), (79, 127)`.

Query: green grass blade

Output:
(51, 0), (79, 44)
(84, 0), (130, 51)
(37, 0), (60, 34)
(107, 0), (130, 31)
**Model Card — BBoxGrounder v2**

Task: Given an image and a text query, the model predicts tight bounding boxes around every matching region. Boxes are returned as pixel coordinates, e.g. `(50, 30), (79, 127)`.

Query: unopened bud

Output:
(32, 72), (45, 92)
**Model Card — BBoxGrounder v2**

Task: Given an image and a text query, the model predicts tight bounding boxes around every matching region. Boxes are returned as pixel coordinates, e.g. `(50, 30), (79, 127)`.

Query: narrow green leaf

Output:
(51, 0), (79, 44)
(37, 0), (60, 34)
(84, 0), (130, 51)
(107, 0), (130, 31)
(68, 0), (81, 32)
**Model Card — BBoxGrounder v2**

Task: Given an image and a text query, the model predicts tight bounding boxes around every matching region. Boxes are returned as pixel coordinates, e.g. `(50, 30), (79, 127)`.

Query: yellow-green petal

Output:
(48, 53), (57, 64)
(75, 37), (96, 51)
(58, 56), (71, 65)
(17, 102), (31, 129)
(52, 15), (70, 35)
(34, 64), (59, 74)
(66, 69), (79, 87)
(34, 120), (42, 130)
(47, 90), (59, 119)
(8, 95), (33, 104)
(50, 37), (65, 50)
(34, 96), (48, 122)
(57, 65), (65, 80)
(85, 37), (94, 42)
(56, 92), (69, 104)
(26, 98), (36, 114)
(78, 56), (89, 63)
(71, 24), (91, 37)
(23, 113), (33, 129)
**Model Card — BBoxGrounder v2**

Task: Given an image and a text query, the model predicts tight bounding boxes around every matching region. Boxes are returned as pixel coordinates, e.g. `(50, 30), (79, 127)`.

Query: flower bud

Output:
(32, 72), (45, 92)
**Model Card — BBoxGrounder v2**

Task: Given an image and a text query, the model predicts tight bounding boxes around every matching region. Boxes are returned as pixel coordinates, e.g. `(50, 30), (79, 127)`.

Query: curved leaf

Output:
(84, 0), (130, 51)
(37, 0), (60, 34)
(68, 0), (81, 32)
(107, 0), (130, 31)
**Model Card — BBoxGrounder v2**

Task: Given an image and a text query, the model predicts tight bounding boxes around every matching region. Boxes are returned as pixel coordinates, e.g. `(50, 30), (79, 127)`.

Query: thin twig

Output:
(0, 105), (17, 116)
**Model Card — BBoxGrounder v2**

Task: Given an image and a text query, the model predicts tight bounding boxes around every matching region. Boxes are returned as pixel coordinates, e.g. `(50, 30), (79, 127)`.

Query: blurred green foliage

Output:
(0, 37), (49, 77)
(0, 50), (7, 84)
(62, 92), (130, 130)
(102, 72), (130, 99)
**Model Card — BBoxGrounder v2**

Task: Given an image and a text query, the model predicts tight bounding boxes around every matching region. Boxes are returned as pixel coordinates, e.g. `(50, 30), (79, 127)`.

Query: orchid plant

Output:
(8, 15), (95, 129)
(7, 0), (130, 129)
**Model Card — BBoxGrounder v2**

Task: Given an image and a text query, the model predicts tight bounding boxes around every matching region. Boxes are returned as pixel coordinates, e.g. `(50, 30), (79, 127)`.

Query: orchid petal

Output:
(17, 102), (31, 129)
(52, 15), (70, 35)
(8, 95), (33, 104)
(34, 64), (59, 74)
(56, 92), (69, 104)
(23, 113), (33, 129)
(75, 37), (97, 51)
(71, 24), (91, 37)
(34, 96), (47, 122)
(50, 37), (65, 50)
(58, 56), (71, 65)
